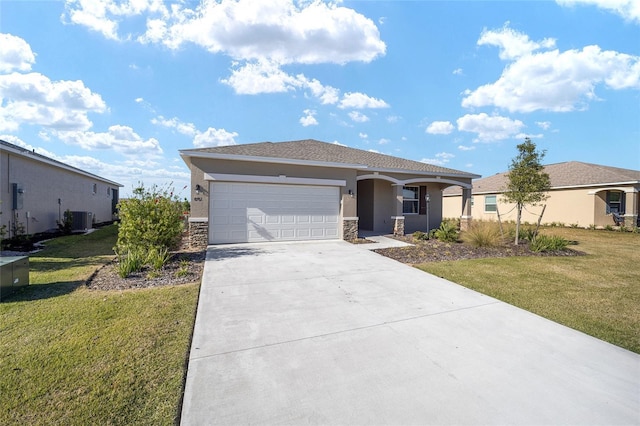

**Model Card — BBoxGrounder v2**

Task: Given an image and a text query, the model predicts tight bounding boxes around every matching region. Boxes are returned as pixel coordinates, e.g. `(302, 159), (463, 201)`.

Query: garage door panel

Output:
(210, 182), (340, 244)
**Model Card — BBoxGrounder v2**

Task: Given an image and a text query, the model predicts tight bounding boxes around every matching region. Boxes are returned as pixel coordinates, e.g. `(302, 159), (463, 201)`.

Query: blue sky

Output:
(1, 0), (639, 197)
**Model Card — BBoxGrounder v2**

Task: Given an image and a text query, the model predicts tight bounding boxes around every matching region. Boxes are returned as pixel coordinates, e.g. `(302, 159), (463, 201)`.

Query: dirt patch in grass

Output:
(87, 238), (205, 291)
(375, 236), (583, 265)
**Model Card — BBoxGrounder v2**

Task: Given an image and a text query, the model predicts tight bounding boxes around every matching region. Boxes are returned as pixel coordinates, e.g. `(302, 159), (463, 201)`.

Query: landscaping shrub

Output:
(462, 221), (501, 247)
(116, 183), (184, 252)
(412, 231), (428, 241)
(530, 234), (570, 252)
(57, 209), (73, 235)
(147, 246), (172, 270)
(520, 227), (538, 242)
(434, 220), (458, 243)
(116, 247), (146, 278)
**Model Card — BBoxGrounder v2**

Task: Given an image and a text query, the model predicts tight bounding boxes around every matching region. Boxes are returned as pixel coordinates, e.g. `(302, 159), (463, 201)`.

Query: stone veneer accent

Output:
(624, 214), (638, 229)
(189, 220), (209, 249)
(392, 216), (405, 236)
(342, 217), (359, 241)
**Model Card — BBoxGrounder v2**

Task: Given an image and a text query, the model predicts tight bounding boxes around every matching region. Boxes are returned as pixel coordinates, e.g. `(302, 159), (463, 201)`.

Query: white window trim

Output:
(402, 186), (420, 215)
(484, 195), (497, 213)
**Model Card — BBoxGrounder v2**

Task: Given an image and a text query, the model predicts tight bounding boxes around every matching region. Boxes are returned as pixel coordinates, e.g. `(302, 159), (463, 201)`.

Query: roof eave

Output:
(180, 150), (480, 178)
(1, 142), (123, 187)
(179, 150), (367, 170)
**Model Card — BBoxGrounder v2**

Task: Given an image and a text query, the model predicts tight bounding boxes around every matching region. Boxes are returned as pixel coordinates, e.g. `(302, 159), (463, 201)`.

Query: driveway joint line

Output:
(191, 300), (502, 361)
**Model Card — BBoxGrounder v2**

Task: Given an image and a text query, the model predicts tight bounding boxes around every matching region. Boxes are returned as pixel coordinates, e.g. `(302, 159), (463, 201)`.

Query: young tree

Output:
(503, 138), (551, 245)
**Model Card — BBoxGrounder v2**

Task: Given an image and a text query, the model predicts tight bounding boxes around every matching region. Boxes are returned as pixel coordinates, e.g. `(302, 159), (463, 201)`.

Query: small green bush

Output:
(57, 209), (73, 235)
(116, 248), (145, 278)
(116, 183), (184, 253)
(520, 227), (538, 242)
(434, 221), (458, 243)
(462, 221), (501, 247)
(530, 234), (570, 252)
(412, 231), (428, 241)
(147, 246), (172, 270)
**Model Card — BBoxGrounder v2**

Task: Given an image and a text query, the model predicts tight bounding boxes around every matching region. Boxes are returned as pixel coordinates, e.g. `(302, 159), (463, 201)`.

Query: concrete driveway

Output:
(181, 240), (639, 425)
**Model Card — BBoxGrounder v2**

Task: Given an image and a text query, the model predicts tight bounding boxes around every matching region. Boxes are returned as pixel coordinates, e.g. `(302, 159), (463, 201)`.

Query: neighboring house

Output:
(443, 161), (640, 228)
(180, 139), (479, 246)
(0, 139), (122, 237)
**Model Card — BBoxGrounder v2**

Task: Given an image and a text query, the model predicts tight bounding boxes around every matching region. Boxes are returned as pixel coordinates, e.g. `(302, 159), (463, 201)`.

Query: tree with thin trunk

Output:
(502, 138), (551, 245)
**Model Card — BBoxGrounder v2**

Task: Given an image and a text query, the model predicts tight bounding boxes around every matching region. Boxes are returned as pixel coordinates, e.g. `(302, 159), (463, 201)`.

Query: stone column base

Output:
(188, 219), (209, 249)
(460, 215), (472, 231)
(624, 214), (638, 229)
(342, 217), (359, 241)
(392, 216), (405, 236)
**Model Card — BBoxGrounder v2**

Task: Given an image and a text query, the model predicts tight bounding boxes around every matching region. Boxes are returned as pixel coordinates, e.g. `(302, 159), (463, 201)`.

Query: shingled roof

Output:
(444, 161), (640, 195)
(180, 139), (479, 178)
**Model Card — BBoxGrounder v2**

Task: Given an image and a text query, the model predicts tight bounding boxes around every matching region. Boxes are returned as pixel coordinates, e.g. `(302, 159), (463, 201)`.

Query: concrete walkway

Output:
(181, 240), (639, 425)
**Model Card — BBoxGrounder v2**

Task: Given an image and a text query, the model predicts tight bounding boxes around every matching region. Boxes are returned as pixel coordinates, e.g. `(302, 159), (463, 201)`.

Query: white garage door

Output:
(210, 182), (340, 244)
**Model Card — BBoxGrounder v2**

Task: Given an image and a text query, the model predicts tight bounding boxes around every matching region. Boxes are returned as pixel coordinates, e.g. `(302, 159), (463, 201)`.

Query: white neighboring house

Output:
(0, 139), (122, 237)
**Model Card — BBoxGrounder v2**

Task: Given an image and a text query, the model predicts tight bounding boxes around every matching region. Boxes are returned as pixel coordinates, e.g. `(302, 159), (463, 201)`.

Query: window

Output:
(402, 186), (419, 214)
(92, 183), (97, 194)
(484, 195), (497, 213)
(606, 191), (625, 214)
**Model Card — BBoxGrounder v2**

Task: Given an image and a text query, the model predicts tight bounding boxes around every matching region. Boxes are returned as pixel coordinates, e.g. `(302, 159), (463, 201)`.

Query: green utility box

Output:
(0, 256), (29, 301)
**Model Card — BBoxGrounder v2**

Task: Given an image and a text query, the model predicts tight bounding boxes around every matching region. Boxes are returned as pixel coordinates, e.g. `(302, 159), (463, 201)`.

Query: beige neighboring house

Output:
(180, 139), (479, 247)
(0, 139), (122, 237)
(443, 161), (640, 228)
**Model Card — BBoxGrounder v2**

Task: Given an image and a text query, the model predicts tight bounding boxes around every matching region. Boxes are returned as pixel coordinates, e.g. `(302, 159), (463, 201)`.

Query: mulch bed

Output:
(374, 236), (583, 265)
(87, 241), (205, 291)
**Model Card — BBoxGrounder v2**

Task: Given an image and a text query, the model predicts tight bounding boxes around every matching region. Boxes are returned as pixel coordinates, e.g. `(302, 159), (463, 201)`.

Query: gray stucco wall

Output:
(1, 151), (119, 236)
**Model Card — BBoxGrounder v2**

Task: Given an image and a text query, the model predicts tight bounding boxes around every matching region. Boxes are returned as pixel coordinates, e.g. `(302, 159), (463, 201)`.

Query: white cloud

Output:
(358, 132), (368, 139)
(536, 121), (552, 130)
(386, 115), (400, 123)
(0, 33), (36, 72)
(62, 0), (169, 41)
(151, 115), (238, 147)
(426, 120), (454, 135)
(378, 138), (390, 145)
(221, 60), (300, 95)
(299, 109), (318, 126)
(557, 0), (640, 24)
(138, 0), (385, 65)
(151, 115), (197, 136)
(56, 125), (163, 155)
(0, 72), (107, 132)
(457, 113), (525, 142)
(478, 23), (556, 60)
(463, 40), (640, 113)
(458, 145), (476, 151)
(453, 68), (463, 75)
(348, 111), (369, 123)
(421, 152), (455, 166)
(339, 92), (389, 109)
(193, 127), (238, 148)
(515, 132), (544, 140)
(66, 0), (386, 65)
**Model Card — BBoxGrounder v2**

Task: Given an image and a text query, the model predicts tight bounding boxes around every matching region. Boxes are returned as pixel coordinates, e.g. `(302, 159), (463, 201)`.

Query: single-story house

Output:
(442, 161), (640, 228)
(0, 139), (122, 237)
(180, 139), (479, 247)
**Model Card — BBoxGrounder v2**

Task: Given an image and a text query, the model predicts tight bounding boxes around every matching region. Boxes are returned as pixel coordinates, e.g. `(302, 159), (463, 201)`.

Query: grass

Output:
(0, 225), (200, 425)
(418, 227), (640, 353)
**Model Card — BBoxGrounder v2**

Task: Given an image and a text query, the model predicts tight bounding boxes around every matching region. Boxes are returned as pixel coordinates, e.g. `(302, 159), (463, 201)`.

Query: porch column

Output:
(392, 185), (405, 236)
(624, 190), (638, 228)
(460, 187), (473, 231)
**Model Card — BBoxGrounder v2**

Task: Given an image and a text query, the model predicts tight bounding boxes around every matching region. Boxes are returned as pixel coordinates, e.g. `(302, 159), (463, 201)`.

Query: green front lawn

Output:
(418, 227), (640, 353)
(0, 226), (199, 425)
